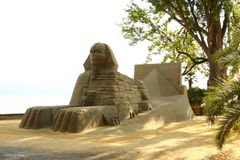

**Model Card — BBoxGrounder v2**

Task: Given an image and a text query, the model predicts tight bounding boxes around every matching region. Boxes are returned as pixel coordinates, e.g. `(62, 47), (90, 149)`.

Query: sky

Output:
(0, 1), (206, 113)
(0, 0), (161, 95)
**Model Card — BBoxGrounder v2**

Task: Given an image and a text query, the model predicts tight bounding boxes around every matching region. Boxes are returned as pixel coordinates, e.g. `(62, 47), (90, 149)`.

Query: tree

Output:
(121, 0), (240, 86)
(204, 26), (240, 149)
(184, 71), (196, 89)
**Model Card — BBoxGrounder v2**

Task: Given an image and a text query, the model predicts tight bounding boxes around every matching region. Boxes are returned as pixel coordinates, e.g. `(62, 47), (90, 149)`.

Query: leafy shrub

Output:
(187, 87), (206, 106)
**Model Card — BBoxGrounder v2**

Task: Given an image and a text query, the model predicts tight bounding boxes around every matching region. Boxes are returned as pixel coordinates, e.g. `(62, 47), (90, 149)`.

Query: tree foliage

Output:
(121, 0), (240, 85)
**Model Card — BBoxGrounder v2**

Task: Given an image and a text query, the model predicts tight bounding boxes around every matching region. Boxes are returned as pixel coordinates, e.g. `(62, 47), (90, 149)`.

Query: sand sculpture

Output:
(134, 63), (194, 124)
(19, 43), (152, 133)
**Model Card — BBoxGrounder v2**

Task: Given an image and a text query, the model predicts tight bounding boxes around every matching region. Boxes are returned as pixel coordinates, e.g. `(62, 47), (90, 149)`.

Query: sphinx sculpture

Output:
(19, 43), (152, 133)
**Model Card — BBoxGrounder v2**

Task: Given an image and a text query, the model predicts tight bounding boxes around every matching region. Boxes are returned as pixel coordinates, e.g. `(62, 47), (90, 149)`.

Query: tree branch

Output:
(176, 50), (208, 64)
(187, 0), (207, 47)
(176, 49), (208, 75)
(163, 1), (209, 55)
(182, 63), (198, 75)
(222, 12), (229, 39)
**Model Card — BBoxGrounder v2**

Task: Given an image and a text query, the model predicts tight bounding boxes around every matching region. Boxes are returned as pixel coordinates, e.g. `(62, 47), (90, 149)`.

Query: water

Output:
(0, 95), (70, 114)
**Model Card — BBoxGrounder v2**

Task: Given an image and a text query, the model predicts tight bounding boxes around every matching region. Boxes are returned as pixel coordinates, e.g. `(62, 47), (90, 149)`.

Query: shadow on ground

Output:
(0, 117), (240, 160)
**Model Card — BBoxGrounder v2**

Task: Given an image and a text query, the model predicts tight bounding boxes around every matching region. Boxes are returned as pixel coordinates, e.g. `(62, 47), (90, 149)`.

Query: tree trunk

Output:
(207, 54), (227, 86)
(188, 79), (193, 89)
(206, 18), (227, 87)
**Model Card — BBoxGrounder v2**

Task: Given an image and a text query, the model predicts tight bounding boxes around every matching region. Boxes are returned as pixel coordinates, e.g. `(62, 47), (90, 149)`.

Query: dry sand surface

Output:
(0, 116), (240, 160)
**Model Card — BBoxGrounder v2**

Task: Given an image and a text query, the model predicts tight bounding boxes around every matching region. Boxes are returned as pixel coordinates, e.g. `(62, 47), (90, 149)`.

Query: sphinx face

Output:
(90, 44), (108, 67)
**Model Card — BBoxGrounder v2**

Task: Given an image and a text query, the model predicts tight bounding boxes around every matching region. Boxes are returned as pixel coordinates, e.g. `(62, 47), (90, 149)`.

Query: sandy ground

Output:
(0, 116), (240, 160)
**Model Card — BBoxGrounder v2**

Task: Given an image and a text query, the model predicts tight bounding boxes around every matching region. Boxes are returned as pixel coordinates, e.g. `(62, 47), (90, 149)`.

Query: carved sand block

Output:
(19, 106), (67, 129)
(134, 63), (194, 123)
(19, 42), (151, 133)
(51, 106), (120, 133)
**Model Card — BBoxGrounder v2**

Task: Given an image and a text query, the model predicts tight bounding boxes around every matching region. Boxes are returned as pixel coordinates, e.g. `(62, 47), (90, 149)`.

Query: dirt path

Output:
(0, 116), (240, 160)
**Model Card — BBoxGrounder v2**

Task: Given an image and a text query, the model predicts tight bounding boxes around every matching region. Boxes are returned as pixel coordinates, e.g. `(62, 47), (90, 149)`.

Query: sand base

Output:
(0, 116), (240, 160)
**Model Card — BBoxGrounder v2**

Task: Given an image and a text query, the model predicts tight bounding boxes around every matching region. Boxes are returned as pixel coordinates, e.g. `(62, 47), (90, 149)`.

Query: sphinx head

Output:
(83, 43), (118, 72)
(90, 43), (108, 67)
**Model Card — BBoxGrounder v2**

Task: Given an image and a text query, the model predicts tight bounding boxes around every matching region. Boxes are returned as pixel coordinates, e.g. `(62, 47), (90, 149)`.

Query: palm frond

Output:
(217, 49), (240, 67)
(216, 106), (240, 150)
(205, 77), (240, 124)
(216, 27), (240, 69)
(205, 76), (240, 149)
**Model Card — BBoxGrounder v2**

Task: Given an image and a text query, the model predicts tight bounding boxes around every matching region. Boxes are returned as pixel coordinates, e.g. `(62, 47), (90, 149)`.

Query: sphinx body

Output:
(19, 43), (151, 133)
